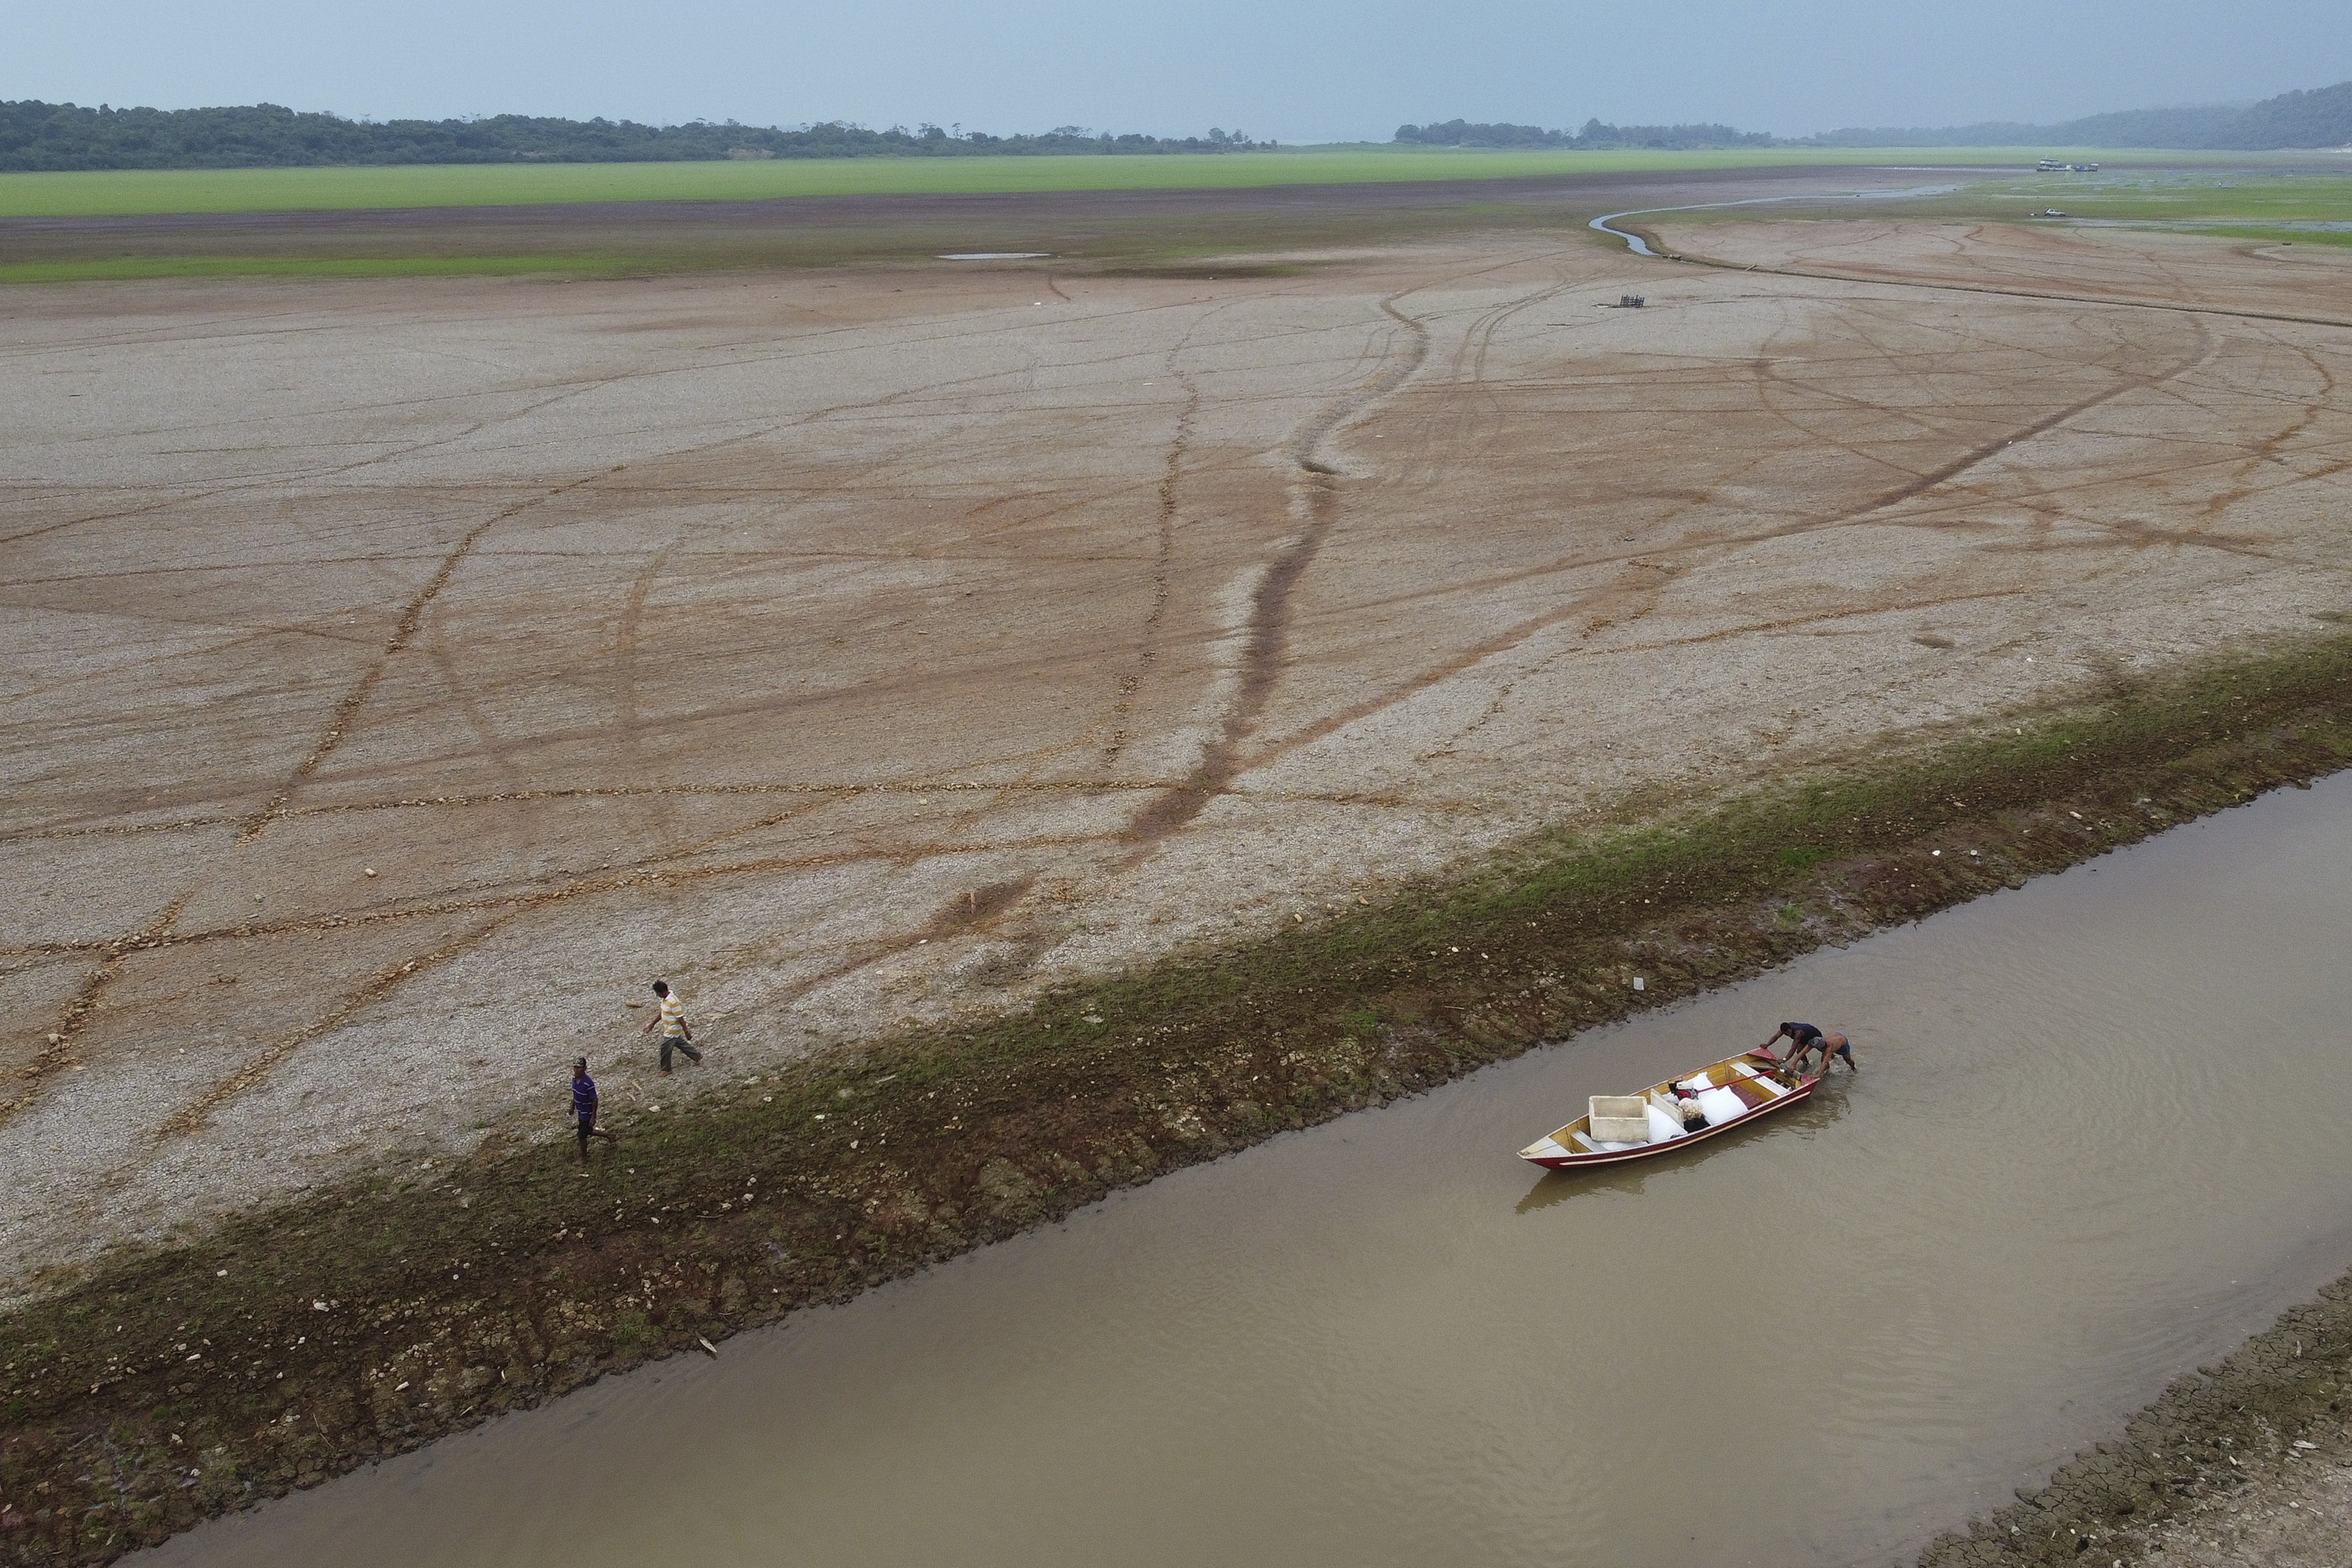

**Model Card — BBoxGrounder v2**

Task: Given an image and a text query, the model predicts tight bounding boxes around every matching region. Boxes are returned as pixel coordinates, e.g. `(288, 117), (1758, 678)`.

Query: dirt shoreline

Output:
(1, 633), (2348, 1565)
(1915, 1270), (2352, 1567)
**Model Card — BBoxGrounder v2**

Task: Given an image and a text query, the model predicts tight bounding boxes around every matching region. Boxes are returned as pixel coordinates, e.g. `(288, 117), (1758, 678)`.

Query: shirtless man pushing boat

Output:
(1760, 1021), (1857, 1073)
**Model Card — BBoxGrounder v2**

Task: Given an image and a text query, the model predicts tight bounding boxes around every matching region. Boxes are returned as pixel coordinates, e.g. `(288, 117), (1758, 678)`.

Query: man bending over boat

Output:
(1759, 1022), (1857, 1073)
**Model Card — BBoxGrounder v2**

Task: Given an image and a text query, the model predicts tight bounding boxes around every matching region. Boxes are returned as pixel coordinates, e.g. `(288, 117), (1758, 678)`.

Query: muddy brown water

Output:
(142, 777), (2352, 1568)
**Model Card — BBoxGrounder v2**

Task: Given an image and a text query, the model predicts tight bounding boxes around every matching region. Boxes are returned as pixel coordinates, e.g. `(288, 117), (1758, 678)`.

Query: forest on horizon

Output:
(3, 79), (2345, 173)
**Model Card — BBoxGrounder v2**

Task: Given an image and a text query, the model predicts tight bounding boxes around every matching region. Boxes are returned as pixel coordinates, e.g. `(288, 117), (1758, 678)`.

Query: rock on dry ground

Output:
(4, 216), (2350, 1298)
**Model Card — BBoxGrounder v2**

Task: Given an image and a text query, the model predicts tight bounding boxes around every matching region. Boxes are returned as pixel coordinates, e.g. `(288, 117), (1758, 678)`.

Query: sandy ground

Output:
(4, 217), (2350, 1296)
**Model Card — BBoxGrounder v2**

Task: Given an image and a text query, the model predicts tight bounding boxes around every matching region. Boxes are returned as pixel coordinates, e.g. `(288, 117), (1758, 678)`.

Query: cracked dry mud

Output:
(4, 219), (2349, 1301)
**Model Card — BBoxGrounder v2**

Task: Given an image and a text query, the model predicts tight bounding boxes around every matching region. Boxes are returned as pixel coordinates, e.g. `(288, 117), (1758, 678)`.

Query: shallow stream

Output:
(1590, 184), (1965, 254)
(145, 776), (2352, 1567)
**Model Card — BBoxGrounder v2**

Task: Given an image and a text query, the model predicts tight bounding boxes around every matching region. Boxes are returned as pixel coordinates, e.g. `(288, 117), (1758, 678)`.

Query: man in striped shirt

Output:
(642, 979), (702, 1073)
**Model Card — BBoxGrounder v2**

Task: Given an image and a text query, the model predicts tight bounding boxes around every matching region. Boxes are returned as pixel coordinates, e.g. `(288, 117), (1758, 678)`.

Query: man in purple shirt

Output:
(572, 1057), (617, 1161)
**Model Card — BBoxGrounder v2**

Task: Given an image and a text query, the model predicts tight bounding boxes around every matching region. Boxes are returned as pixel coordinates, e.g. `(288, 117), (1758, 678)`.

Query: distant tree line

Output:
(1803, 80), (2352, 149)
(1394, 118), (1772, 150)
(0, 101), (1275, 171)
(1401, 80), (2352, 152)
(10, 80), (2346, 172)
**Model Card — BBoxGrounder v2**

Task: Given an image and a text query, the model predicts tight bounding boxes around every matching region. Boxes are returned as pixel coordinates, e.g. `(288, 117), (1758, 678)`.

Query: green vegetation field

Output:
(0, 254), (648, 285)
(1882, 170), (2352, 247)
(4, 149), (2340, 285)
(0, 145), (2299, 219)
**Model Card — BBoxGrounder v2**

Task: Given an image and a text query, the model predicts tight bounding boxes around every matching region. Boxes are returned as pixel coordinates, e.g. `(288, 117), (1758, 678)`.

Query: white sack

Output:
(1695, 1085), (1748, 1126)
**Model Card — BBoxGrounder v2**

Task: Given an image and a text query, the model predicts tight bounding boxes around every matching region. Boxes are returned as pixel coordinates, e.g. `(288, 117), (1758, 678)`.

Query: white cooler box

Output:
(1588, 1095), (1651, 1144)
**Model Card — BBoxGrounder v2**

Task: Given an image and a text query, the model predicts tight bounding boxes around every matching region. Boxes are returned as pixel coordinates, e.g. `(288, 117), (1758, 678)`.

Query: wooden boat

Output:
(1518, 1050), (1817, 1169)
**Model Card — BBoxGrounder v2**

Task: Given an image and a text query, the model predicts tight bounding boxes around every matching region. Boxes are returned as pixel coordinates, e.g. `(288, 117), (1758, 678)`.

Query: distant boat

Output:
(1518, 1051), (1817, 1169)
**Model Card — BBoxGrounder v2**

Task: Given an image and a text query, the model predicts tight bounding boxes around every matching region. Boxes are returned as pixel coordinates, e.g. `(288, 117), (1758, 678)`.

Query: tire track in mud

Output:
(0, 379), (623, 552)
(1220, 305), (2227, 778)
(1664, 245), (2352, 332)
(729, 874), (1045, 1028)
(1429, 262), (1587, 482)
(83, 313), (1242, 1081)
(133, 811), (1155, 1141)
(1750, 297), (2225, 524)
(1241, 572), (1642, 770)
(238, 470), (616, 841)
(824, 292), (1344, 906)
(0, 774), (1445, 848)
(0, 471), (613, 1137)
(4, 274), (1421, 1156)
(1376, 251), (1588, 496)
(151, 909), (521, 1140)
(130, 827), (1107, 1141)
(31, 371), (956, 1132)
(68, 607), (1435, 1135)
(1124, 291), (1431, 849)
(1659, 310), (2219, 565)
(1766, 330), (2337, 567)
(1100, 369), (1198, 766)
(0, 489), (222, 551)
(0, 894), (192, 1123)
(882, 333), (1211, 923)
(608, 536), (681, 766)
(533, 382), (972, 819)
(1415, 557), (1689, 764)
(1745, 302), (2072, 467)
(0, 776), (1433, 972)
(2200, 338), (2342, 523)
(1126, 255), (2194, 834)
(10, 280), (1067, 560)
(83, 324), (1467, 1100)
(577, 315), (1205, 850)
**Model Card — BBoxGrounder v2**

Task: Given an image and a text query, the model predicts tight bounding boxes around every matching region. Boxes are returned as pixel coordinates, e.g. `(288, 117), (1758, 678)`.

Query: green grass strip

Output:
(0, 146), (2294, 218)
(1778, 169), (2352, 235)
(0, 254), (648, 284)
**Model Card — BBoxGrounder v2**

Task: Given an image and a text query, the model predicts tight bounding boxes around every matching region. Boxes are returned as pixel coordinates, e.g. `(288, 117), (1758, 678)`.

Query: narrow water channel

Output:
(1589, 184), (1963, 254)
(146, 776), (2352, 1567)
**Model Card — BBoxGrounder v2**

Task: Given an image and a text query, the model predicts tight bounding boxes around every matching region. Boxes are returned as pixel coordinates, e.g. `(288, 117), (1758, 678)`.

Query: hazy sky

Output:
(13, 0), (2349, 142)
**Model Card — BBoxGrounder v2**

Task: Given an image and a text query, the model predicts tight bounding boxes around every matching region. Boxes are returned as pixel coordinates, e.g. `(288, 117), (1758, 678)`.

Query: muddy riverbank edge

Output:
(1913, 1264), (2352, 1567)
(6, 632), (2352, 1564)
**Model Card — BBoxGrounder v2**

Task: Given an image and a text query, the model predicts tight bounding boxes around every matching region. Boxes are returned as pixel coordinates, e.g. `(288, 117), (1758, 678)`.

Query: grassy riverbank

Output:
(1654, 167), (2352, 249)
(4, 630), (2351, 1564)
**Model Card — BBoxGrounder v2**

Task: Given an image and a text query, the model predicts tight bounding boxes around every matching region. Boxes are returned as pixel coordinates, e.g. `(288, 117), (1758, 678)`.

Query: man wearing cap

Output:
(571, 1057), (617, 1161)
